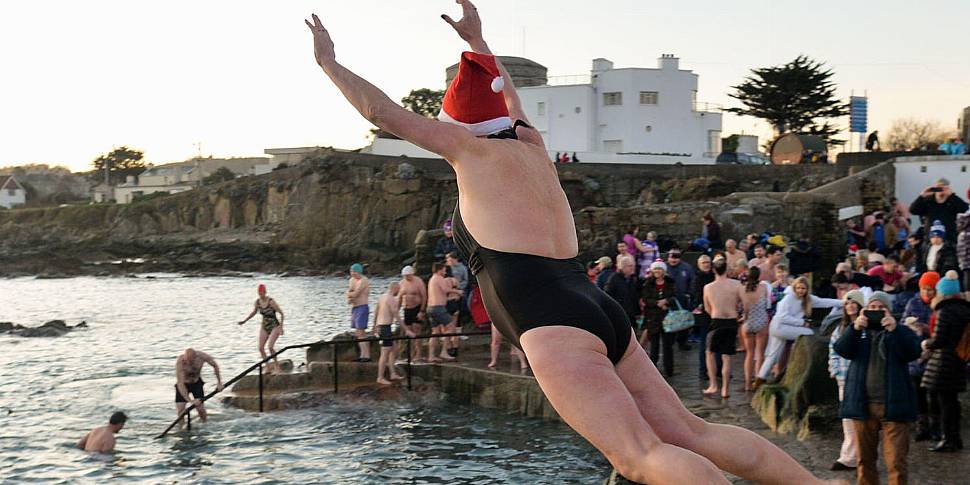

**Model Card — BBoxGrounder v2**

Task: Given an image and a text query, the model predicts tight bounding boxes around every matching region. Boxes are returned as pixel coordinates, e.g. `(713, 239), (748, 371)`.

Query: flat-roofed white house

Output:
(0, 175), (27, 208)
(517, 55), (723, 163)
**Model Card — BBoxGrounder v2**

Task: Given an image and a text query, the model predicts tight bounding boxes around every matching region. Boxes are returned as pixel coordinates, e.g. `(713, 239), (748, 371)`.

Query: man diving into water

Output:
(305, 2), (845, 483)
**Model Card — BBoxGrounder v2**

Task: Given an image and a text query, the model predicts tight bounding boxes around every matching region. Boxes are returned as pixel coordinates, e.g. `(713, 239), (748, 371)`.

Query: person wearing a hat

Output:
(398, 265), (427, 362)
(903, 271), (940, 442)
(434, 220), (460, 262)
(827, 289), (866, 471)
(640, 260), (679, 376)
(594, 256), (615, 290)
(834, 291), (921, 485)
(910, 178), (969, 244)
(305, 3), (837, 482)
(918, 220), (960, 275)
(920, 270), (970, 452)
(347, 263), (372, 362)
(238, 283), (286, 370)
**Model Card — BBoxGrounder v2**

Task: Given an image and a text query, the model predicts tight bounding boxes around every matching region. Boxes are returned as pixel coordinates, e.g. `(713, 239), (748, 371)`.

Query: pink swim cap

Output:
(257, 284), (267, 295)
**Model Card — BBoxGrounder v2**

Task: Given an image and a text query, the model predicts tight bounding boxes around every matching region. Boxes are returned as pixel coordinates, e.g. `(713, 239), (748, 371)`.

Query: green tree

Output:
(370, 88), (445, 140)
(202, 166), (237, 185)
(92, 146), (146, 184)
(726, 56), (848, 144)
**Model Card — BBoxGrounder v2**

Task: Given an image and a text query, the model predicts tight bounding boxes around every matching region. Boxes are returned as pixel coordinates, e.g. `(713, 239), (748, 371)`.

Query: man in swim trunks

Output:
(702, 258), (743, 398)
(347, 263), (371, 362)
(175, 348), (223, 424)
(398, 265), (427, 361)
(306, 5), (841, 482)
(372, 282), (404, 384)
(77, 411), (127, 452)
(427, 262), (462, 362)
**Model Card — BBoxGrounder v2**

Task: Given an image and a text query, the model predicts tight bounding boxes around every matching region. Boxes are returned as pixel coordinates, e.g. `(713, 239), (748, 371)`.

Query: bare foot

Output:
(389, 374), (405, 381)
(428, 357), (442, 363)
(487, 361), (497, 368)
(376, 378), (392, 385)
(721, 390), (730, 399)
(439, 353), (456, 361)
(702, 387), (719, 395)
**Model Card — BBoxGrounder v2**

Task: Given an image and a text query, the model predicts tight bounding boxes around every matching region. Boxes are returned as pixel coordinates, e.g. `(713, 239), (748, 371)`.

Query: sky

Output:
(1, 0), (968, 172)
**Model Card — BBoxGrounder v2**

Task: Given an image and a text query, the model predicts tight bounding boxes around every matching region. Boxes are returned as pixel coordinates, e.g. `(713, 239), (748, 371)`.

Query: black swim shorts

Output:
(377, 324), (394, 347)
(706, 318), (739, 356)
(175, 379), (205, 403)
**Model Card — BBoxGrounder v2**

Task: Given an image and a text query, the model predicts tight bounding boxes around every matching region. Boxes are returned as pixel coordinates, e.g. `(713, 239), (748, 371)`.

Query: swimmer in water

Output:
(305, 3), (845, 482)
(77, 411), (127, 452)
(239, 284), (285, 371)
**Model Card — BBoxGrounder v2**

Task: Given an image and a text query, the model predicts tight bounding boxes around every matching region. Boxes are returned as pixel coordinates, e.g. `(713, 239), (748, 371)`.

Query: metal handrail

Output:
(155, 329), (490, 439)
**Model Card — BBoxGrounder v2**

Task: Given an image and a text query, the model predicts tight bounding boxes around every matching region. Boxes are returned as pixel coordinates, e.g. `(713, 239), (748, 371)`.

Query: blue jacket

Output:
(833, 324), (922, 422)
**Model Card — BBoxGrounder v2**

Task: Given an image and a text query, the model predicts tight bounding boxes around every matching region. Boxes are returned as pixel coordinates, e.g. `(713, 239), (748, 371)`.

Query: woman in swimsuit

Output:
(239, 284), (285, 372)
(305, 3), (840, 483)
(739, 266), (771, 391)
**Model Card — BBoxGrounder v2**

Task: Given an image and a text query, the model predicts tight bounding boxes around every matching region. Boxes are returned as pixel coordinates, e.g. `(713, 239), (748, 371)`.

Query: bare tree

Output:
(884, 118), (954, 151)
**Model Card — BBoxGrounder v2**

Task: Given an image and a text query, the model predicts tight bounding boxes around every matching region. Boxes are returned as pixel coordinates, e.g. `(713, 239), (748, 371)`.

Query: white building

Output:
(0, 175), (27, 208)
(113, 164), (196, 204)
(517, 55), (722, 163)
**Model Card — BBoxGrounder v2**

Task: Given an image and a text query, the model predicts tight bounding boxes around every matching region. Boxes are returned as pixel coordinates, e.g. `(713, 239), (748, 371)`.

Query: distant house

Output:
(109, 157), (273, 204)
(0, 175), (26, 208)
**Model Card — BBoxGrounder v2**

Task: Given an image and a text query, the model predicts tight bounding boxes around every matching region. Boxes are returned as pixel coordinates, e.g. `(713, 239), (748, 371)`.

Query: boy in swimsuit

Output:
(306, 4), (842, 482)
(175, 348), (222, 424)
(398, 265), (427, 361)
(77, 411), (127, 452)
(347, 263), (371, 362)
(373, 282), (404, 384)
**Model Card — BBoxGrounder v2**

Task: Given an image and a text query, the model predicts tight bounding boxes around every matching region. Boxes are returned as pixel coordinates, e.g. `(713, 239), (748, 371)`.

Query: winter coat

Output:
(834, 324), (922, 422)
(921, 298), (970, 393)
(691, 269), (716, 314)
(957, 212), (970, 270)
(641, 275), (678, 336)
(910, 194), (970, 244)
(604, 272), (642, 322)
(916, 242), (960, 275)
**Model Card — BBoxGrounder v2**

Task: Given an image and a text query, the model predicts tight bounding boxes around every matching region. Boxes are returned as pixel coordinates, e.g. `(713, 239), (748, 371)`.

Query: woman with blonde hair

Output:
(755, 276), (842, 387)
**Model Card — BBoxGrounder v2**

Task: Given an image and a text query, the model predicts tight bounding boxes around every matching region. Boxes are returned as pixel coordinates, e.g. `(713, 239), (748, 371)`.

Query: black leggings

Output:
(648, 330), (675, 376)
(929, 390), (962, 439)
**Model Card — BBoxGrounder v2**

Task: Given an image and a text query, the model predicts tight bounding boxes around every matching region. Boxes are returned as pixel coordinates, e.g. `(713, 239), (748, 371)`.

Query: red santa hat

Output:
(437, 51), (511, 136)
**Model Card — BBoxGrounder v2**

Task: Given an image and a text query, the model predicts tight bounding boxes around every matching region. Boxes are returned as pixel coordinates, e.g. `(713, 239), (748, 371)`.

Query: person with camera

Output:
(920, 270), (970, 452)
(833, 291), (922, 485)
(910, 178), (968, 244)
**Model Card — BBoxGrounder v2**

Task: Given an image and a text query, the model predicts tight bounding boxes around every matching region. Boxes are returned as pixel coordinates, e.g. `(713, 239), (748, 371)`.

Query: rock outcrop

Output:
(1, 320), (88, 337)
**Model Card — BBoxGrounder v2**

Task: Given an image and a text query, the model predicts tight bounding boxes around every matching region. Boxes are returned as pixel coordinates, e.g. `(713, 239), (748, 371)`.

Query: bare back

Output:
(427, 274), (451, 306)
(453, 139), (578, 259)
(739, 282), (768, 312)
(376, 292), (400, 325)
(704, 278), (743, 319)
(80, 426), (115, 452)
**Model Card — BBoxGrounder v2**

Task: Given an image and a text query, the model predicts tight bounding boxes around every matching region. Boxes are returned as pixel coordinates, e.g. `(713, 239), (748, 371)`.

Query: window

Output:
(639, 91), (659, 105)
(575, 106), (582, 114)
(707, 130), (722, 154)
(537, 102), (546, 116)
(603, 92), (622, 106)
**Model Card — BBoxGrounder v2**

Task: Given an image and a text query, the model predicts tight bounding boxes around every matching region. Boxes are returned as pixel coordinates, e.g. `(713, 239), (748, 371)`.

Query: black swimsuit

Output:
(452, 204), (632, 364)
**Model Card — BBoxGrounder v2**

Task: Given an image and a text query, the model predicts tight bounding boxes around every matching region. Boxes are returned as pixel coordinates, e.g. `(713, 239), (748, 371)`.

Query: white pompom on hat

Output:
(438, 51), (512, 136)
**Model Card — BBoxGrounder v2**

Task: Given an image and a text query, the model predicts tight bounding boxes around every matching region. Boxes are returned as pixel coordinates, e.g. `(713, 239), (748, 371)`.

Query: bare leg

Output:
(409, 324), (424, 361)
(440, 321), (456, 360)
(755, 326), (769, 382)
(720, 354), (732, 398)
(377, 347), (391, 384)
(488, 325), (501, 368)
(176, 402), (187, 426)
(195, 402), (208, 422)
(703, 351), (719, 395)
(428, 326), (442, 362)
(520, 327), (730, 485)
(742, 331), (755, 391)
(267, 326), (283, 370)
(356, 328), (370, 360)
(513, 347), (529, 369)
(258, 328), (269, 361)
(613, 333), (834, 485)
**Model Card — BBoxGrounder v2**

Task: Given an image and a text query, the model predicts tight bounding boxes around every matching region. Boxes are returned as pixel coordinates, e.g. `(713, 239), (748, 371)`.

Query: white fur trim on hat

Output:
(437, 109), (512, 137)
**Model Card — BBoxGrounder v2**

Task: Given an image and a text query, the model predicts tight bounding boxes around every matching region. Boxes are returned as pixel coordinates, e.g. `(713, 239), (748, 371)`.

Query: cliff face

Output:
(0, 150), (872, 276)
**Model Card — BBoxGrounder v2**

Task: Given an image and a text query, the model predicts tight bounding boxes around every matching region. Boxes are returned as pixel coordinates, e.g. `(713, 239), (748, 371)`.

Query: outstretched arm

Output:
(305, 14), (481, 163)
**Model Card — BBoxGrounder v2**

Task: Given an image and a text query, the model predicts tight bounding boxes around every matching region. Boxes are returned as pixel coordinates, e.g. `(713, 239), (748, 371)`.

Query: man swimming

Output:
(77, 411), (127, 452)
(305, 3), (843, 482)
(175, 348), (223, 424)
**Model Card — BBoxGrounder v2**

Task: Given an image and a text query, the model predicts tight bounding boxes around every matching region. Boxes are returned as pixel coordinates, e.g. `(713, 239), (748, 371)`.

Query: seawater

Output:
(0, 275), (604, 484)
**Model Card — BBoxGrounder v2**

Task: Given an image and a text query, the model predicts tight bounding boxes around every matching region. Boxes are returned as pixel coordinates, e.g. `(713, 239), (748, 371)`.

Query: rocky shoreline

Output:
(0, 320), (87, 337)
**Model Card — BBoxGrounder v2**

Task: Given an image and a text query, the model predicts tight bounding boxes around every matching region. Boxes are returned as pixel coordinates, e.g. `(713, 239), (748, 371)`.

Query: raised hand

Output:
(304, 13), (335, 67)
(441, 0), (483, 45)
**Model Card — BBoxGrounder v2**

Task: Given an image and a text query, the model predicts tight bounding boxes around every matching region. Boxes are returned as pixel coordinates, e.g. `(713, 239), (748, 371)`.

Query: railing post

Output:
(406, 338), (412, 391)
(258, 362), (264, 413)
(333, 342), (339, 393)
(186, 409), (191, 431)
